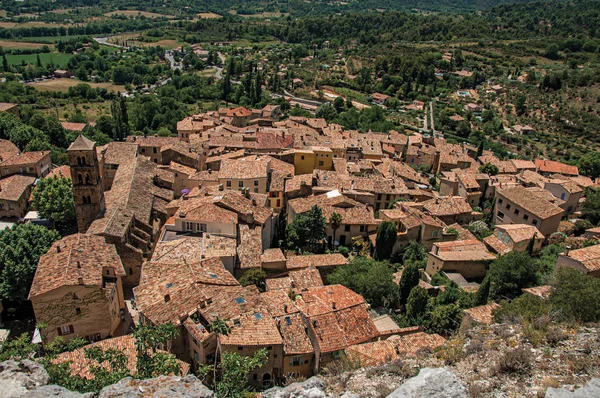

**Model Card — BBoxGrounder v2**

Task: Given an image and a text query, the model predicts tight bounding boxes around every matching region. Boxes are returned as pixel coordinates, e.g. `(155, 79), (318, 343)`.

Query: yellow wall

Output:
(293, 152), (315, 175)
(313, 150), (333, 171)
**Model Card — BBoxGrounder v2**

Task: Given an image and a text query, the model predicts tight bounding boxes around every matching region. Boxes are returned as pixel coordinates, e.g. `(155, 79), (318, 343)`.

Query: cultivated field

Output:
(6, 52), (72, 67)
(0, 22), (17, 28)
(139, 39), (181, 49)
(229, 10), (289, 18)
(27, 79), (126, 93)
(104, 10), (174, 19)
(197, 12), (222, 19)
(0, 39), (52, 49)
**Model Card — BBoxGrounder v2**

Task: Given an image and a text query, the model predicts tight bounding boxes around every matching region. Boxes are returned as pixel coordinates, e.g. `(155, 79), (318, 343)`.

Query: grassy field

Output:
(139, 39), (181, 50)
(6, 52), (72, 67)
(17, 21), (74, 28)
(27, 79), (126, 93)
(0, 22), (16, 28)
(197, 12), (222, 19)
(0, 10), (7, 18)
(104, 10), (174, 19)
(14, 35), (89, 43)
(229, 10), (289, 18)
(0, 39), (53, 49)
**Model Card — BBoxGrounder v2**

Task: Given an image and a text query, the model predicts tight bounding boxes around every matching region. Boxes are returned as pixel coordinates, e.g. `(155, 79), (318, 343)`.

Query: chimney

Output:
(77, 277), (83, 285)
(57, 246), (61, 253)
(564, 246), (571, 256)
(283, 304), (288, 313)
(77, 261), (81, 269)
(332, 302), (337, 310)
(164, 294), (171, 303)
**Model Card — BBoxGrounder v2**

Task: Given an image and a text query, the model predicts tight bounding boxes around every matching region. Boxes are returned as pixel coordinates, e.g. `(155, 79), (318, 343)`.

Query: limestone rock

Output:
(98, 374), (214, 397)
(27, 385), (94, 397)
(386, 367), (468, 398)
(546, 378), (600, 398)
(0, 359), (50, 398)
(262, 377), (330, 398)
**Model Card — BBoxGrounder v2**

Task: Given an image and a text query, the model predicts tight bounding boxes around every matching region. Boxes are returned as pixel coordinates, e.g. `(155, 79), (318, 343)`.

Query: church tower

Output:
(67, 135), (105, 233)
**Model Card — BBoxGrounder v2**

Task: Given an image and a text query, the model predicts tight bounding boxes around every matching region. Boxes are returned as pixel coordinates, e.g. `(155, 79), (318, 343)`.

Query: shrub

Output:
(338, 246), (349, 257)
(498, 348), (532, 374)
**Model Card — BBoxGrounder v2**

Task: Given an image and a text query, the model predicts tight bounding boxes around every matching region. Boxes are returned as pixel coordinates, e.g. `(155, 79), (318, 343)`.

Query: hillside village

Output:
(1, 99), (600, 396)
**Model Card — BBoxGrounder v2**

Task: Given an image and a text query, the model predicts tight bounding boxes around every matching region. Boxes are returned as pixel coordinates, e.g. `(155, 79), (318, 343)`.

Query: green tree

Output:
(329, 212), (342, 250)
(406, 286), (429, 320)
(582, 188), (600, 225)
(239, 268), (268, 292)
(0, 224), (60, 303)
(133, 323), (180, 379)
(286, 205), (327, 253)
(398, 262), (420, 305)
(213, 349), (268, 398)
(479, 163), (499, 176)
(0, 333), (39, 360)
(550, 267), (600, 323)
(32, 176), (76, 228)
(328, 257), (397, 307)
(402, 241), (427, 263)
(579, 152), (600, 179)
(375, 221), (397, 260)
(488, 252), (539, 300)
(475, 275), (490, 305)
(424, 303), (462, 335)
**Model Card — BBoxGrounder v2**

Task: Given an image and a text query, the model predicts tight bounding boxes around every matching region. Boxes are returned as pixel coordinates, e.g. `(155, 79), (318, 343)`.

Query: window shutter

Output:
(57, 327), (62, 336)
(69, 325), (74, 334)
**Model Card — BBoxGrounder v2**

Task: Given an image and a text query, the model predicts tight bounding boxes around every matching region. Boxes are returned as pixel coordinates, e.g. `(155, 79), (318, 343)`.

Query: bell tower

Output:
(67, 135), (105, 232)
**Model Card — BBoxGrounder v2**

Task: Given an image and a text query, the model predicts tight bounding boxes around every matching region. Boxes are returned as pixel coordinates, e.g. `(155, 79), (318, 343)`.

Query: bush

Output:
(338, 246), (349, 257)
(499, 348), (532, 374)
(239, 269), (268, 292)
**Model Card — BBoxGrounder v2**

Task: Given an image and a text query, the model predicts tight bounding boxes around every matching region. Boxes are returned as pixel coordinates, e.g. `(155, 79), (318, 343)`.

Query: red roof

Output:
(535, 159), (578, 176)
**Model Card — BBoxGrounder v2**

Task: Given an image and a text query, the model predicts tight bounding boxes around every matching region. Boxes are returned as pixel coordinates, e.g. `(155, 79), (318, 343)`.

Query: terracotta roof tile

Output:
(286, 253), (348, 270)
(0, 174), (35, 201)
(463, 303), (501, 325)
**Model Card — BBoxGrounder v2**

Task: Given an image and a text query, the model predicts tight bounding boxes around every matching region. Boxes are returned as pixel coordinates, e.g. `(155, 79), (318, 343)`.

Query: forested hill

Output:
(2, 0), (548, 18)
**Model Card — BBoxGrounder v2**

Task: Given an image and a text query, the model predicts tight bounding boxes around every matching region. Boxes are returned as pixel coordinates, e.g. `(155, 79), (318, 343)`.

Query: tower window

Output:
(78, 174), (83, 184)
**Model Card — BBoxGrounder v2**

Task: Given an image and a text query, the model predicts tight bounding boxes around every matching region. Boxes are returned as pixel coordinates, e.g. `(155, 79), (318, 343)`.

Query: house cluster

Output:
(22, 105), (599, 386)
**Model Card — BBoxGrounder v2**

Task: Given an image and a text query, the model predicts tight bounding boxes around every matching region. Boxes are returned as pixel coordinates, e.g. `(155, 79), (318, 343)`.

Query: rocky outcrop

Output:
(262, 377), (330, 398)
(386, 368), (469, 398)
(546, 378), (600, 398)
(0, 360), (50, 398)
(97, 375), (213, 397)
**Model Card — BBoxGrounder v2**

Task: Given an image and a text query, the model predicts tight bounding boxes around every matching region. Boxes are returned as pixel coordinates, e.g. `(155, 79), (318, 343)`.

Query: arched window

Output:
(85, 174), (91, 185)
(82, 196), (88, 204)
(77, 156), (82, 166)
(262, 373), (272, 388)
(81, 156), (86, 166)
(87, 196), (91, 204)
(77, 174), (83, 184)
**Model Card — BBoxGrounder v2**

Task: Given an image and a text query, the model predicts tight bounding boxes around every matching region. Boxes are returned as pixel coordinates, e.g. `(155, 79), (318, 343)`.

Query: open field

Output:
(26, 79), (126, 93)
(0, 10), (7, 18)
(0, 39), (52, 49)
(197, 12), (222, 19)
(6, 52), (72, 67)
(229, 10), (289, 18)
(16, 21), (74, 28)
(104, 10), (174, 19)
(0, 22), (17, 29)
(139, 39), (181, 49)
(11, 35), (87, 43)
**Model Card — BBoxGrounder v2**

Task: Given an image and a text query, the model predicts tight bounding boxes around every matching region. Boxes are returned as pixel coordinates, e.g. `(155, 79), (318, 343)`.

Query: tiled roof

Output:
(260, 248), (286, 264)
(266, 267), (324, 292)
(0, 174), (35, 201)
(546, 179), (583, 194)
(286, 253), (348, 270)
(483, 235), (511, 255)
(510, 159), (536, 170)
(46, 165), (71, 179)
(517, 170), (549, 187)
(463, 303), (501, 325)
(498, 186), (563, 219)
(0, 103), (17, 112)
(213, 191), (272, 225)
(431, 239), (496, 262)
(237, 224), (262, 269)
(0, 139), (19, 162)
(152, 234), (236, 263)
(219, 157), (268, 180)
(60, 122), (87, 132)
(345, 332), (446, 367)
(125, 135), (178, 148)
(285, 174), (312, 193)
(102, 142), (138, 165)
(53, 335), (189, 379)
(563, 245), (600, 272)
(498, 224), (544, 243)
(220, 309), (283, 347)
(30, 234), (125, 298)
(294, 285), (365, 317)
(67, 135), (94, 151)
(0, 150), (49, 166)
(134, 257), (239, 325)
(536, 159), (578, 176)
(393, 270), (433, 290)
(422, 196), (473, 217)
(175, 195), (238, 224)
(288, 192), (376, 226)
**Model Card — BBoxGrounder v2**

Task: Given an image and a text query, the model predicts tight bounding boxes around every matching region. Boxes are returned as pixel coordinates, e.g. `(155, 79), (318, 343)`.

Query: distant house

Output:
(60, 122), (88, 132)
(464, 103), (482, 113)
(0, 103), (19, 117)
(0, 174), (36, 219)
(535, 159), (579, 177)
(483, 224), (544, 255)
(494, 186), (563, 237)
(512, 125), (536, 135)
(426, 239), (496, 279)
(371, 93), (390, 106)
(54, 69), (73, 78)
(460, 303), (500, 332)
(556, 245), (600, 278)
(544, 179), (583, 214)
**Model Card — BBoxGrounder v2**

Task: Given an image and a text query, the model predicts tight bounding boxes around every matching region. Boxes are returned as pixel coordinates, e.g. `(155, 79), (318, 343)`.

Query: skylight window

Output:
(234, 297), (247, 304)
(166, 282), (174, 288)
(285, 316), (292, 325)
(208, 273), (218, 279)
(254, 313), (263, 320)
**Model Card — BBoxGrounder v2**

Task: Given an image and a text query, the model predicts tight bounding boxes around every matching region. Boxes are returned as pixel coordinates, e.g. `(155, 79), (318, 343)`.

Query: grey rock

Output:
(386, 368), (468, 398)
(545, 378), (600, 398)
(340, 393), (360, 398)
(27, 385), (94, 397)
(98, 375), (213, 398)
(0, 359), (50, 398)
(262, 377), (330, 398)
